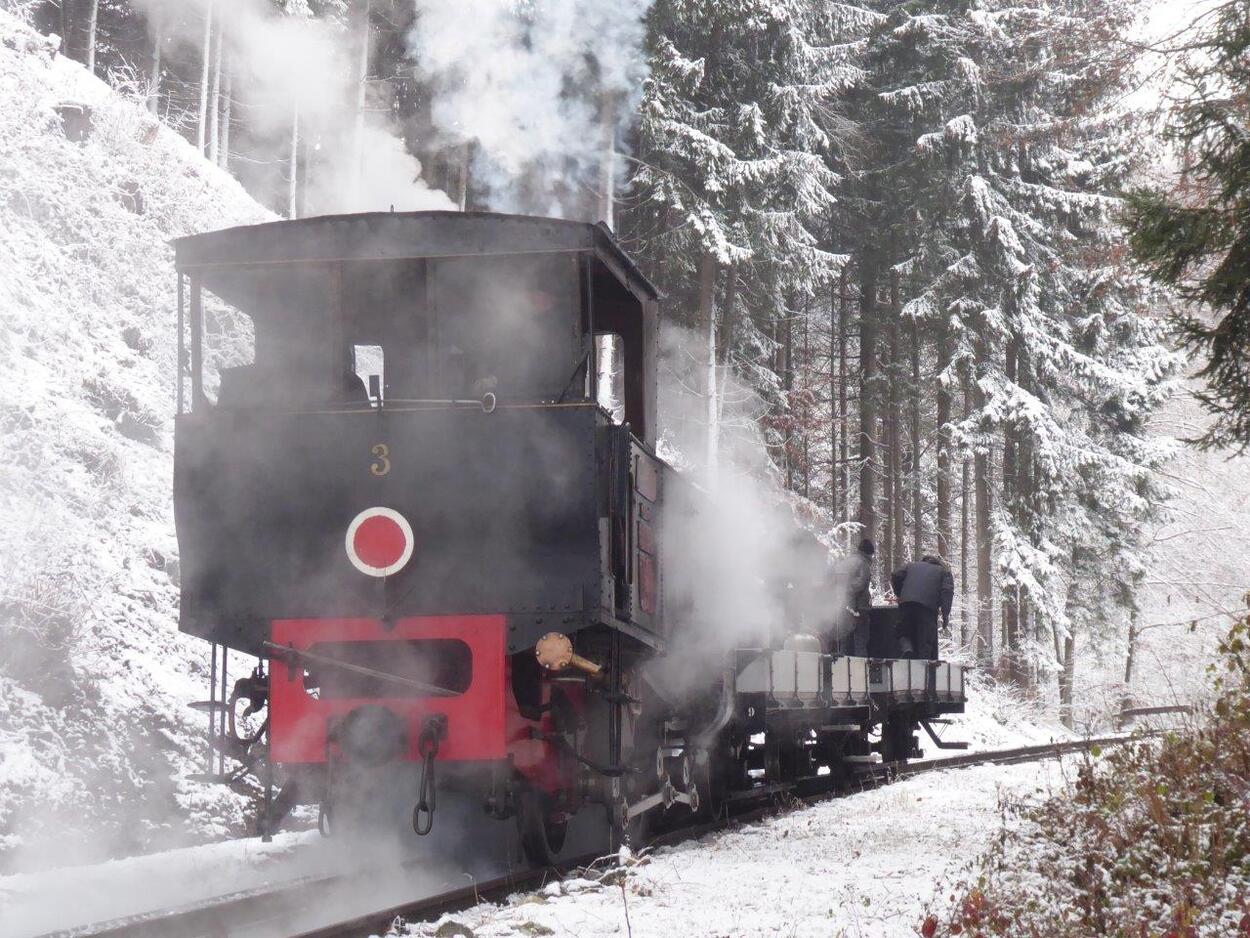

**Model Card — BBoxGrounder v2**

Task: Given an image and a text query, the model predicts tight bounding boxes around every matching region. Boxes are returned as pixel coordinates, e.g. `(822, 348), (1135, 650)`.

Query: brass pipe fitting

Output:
(535, 632), (602, 676)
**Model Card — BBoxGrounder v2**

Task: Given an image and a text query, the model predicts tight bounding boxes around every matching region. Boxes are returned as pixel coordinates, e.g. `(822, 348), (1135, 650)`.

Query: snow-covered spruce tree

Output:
(847, 0), (1177, 701)
(1127, 0), (1250, 451)
(621, 0), (871, 478)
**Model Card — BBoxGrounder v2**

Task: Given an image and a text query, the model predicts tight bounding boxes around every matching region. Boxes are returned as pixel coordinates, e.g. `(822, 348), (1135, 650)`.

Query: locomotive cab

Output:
(173, 213), (667, 856)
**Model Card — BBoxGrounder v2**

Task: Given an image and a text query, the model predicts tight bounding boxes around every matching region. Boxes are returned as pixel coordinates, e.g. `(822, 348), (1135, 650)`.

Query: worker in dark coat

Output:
(890, 554), (954, 659)
(833, 538), (875, 655)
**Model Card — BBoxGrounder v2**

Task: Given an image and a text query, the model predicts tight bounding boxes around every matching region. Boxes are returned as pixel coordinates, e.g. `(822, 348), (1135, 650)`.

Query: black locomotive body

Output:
(172, 211), (966, 863)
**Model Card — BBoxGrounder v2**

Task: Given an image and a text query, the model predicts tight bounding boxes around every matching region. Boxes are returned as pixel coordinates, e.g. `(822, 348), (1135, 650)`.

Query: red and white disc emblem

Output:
(345, 507), (414, 577)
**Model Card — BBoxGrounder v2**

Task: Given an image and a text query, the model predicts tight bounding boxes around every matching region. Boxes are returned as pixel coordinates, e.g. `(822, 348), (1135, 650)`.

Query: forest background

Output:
(9, 0), (1246, 735)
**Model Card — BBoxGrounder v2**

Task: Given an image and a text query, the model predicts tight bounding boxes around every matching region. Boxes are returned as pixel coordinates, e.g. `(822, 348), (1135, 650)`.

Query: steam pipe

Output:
(691, 654), (737, 749)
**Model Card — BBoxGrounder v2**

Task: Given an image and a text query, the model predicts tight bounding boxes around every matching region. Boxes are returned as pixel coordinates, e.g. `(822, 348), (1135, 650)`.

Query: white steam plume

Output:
(407, 0), (652, 218)
(133, 0), (453, 214)
(652, 326), (854, 698)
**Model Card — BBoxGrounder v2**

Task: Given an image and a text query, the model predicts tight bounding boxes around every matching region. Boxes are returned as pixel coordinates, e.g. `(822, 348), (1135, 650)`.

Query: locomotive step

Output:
(188, 699), (231, 713)
(920, 721), (970, 750)
(208, 734), (255, 763)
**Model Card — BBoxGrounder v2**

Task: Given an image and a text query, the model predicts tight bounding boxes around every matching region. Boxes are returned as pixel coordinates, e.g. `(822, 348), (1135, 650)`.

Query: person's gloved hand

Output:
(941, 616), (951, 633)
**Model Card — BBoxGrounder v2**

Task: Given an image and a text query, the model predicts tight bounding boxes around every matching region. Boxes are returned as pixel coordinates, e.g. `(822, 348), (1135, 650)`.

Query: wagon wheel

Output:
(518, 788), (568, 866)
(879, 715), (917, 765)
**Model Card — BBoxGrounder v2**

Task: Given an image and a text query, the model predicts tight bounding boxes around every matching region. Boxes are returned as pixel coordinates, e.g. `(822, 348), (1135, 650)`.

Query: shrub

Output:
(923, 595), (1250, 937)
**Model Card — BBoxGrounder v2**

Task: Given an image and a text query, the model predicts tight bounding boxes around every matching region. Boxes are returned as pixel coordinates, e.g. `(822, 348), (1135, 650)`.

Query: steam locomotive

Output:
(172, 212), (966, 866)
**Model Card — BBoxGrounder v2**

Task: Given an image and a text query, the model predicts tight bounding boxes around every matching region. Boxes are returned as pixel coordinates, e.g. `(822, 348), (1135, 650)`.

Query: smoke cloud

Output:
(407, 0), (653, 217)
(133, 0), (453, 213)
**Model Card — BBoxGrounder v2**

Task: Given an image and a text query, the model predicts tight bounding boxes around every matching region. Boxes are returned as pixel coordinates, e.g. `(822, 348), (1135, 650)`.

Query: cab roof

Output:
(172, 210), (659, 304)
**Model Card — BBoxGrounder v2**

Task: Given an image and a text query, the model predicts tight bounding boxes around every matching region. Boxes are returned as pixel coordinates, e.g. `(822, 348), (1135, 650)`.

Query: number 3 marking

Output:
(371, 443), (390, 476)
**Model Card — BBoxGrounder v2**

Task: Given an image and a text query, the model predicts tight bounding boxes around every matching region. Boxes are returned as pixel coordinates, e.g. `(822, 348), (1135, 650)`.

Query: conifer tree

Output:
(1127, 0), (1250, 449)
(625, 0), (871, 476)
(846, 0), (1178, 689)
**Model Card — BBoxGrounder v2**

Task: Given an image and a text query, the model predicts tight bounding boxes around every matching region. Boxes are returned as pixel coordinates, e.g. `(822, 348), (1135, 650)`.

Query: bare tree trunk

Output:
(830, 276), (840, 525)
(715, 264), (737, 433)
(218, 58), (232, 169)
(1001, 336), (1019, 680)
(973, 340), (993, 667)
(1015, 350), (1033, 685)
(148, 13), (162, 115)
(86, 0), (98, 74)
(888, 274), (903, 571)
(910, 317), (922, 557)
(883, 425), (894, 574)
(60, 0), (71, 59)
(960, 376), (971, 649)
(288, 100), (300, 219)
(858, 265), (878, 545)
(1059, 634), (1075, 729)
(838, 270), (850, 548)
(784, 309), (795, 491)
(207, 21), (223, 165)
(1122, 610), (1138, 713)
(718, 266), (738, 368)
(802, 307), (811, 498)
(975, 447), (993, 667)
(697, 252), (717, 475)
(1018, 593), (1030, 687)
(707, 287), (719, 473)
(936, 325), (952, 560)
(196, 0), (214, 154)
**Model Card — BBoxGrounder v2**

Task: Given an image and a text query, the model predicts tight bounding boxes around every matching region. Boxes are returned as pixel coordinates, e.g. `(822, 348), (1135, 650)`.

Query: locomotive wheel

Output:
(693, 748), (729, 819)
(517, 789), (568, 866)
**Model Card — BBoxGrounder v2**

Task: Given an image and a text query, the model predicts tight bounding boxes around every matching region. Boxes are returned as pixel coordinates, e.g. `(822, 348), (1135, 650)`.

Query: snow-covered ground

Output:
(0, 830), (314, 936)
(0, 755), (1081, 938)
(0, 673), (1066, 937)
(392, 757), (1084, 938)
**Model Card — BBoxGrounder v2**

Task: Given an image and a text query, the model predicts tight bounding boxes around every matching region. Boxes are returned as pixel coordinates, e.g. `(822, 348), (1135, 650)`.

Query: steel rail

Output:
(34, 733), (1156, 938)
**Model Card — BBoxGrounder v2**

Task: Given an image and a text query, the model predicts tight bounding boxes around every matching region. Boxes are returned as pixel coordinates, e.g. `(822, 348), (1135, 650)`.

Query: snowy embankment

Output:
(0, 11), (270, 871)
(393, 757), (1083, 938)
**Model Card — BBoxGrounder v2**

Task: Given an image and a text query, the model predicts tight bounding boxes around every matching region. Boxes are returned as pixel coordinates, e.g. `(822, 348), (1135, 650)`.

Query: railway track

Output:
(35, 733), (1154, 938)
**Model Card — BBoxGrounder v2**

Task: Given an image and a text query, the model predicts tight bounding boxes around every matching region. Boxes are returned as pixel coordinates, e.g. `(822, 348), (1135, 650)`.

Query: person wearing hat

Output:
(833, 538), (875, 655)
